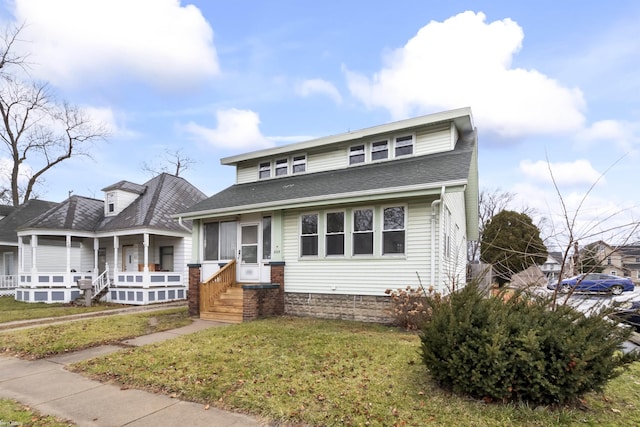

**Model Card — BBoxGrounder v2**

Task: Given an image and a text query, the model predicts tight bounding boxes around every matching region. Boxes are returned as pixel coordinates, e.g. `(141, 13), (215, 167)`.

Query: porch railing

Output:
(92, 266), (110, 298)
(200, 259), (236, 313)
(0, 275), (17, 290)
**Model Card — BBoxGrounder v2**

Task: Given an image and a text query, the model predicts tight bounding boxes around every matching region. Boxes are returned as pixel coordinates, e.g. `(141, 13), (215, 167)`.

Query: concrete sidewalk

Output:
(0, 319), (264, 426)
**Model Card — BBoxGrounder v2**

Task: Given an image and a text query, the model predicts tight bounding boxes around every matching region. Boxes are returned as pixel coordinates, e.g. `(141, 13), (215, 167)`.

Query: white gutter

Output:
(431, 186), (445, 290)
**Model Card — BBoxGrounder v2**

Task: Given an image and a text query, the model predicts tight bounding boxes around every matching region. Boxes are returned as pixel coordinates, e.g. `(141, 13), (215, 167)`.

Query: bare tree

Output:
(0, 24), (109, 206)
(141, 148), (196, 177)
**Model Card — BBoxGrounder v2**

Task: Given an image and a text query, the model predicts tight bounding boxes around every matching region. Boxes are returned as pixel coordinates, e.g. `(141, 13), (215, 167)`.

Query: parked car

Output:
(547, 273), (634, 295)
(609, 300), (640, 332)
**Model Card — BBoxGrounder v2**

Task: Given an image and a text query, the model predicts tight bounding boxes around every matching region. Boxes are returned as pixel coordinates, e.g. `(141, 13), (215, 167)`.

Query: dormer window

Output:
(275, 158), (288, 176)
(292, 155), (306, 174)
(371, 140), (389, 161)
(106, 192), (115, 215)
(259, 162), (271, 179)
(395, 135), (413, 157)
(349, 145), (365, 165)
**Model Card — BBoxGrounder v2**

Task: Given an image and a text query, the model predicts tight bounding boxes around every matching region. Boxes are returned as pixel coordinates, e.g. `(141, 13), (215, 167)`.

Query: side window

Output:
(353, 209), (373, 255)
(349, 145), (365, 165)
(159, 246), (174, 271)
(292, 155), (306, 174)
(259, 161), (271, 179)
(371, 140), (388, 161)
(275, 158), (288, 176)
(300, 214), (318, 256)
(326, 212), (345, 256)
(203, 221), (237, 260)
(395, 135), (413, 157)
(262, 216), (271, 260)
(203, 222), (219, 260)
(382, 206), (405, 254)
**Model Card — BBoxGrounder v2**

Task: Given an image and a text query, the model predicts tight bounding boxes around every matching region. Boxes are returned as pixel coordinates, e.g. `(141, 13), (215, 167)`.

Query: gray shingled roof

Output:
(0, 204), (16, 218)
(20, 174), (207, 234)
(183, 135), (475, 216)
(101, 180), (146, 194)
(0, 199), (59, 244)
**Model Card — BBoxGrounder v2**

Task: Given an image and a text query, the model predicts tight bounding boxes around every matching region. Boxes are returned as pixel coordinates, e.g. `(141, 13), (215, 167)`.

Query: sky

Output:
(0, 0), (638, 249)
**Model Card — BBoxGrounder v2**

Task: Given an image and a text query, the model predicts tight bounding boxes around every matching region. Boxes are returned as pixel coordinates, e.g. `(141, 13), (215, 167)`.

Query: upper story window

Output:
(349, 145), (365, 165)
(371, 140), (389, 161)
(292, 155), (306, 174)
(275, 158), (288, 176)
(259, 162), (271, 179)
(106, 192), (115, 214)
(395, 135), (414, 157)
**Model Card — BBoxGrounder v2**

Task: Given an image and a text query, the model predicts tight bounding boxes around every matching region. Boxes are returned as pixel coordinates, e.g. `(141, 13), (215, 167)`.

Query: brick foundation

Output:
(243, 284), (281, 321)
(285, 292), (393, 323)
(187, 264), (201, 317)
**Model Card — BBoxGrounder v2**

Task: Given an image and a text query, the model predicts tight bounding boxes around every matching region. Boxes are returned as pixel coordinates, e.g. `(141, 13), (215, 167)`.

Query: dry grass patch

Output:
(0, 307), (190, 359)
(0, 296), (120, 323)
(71, 316), (640, 426)
(0, 398), (74, 426)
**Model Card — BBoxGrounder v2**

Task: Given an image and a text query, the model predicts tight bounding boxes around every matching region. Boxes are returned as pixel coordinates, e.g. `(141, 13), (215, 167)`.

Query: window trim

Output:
(394, 134), (414, 157)
(371, 139), (389, 161)
(352, 208), (374, 256)
(382, 205), (406, 255)
(275, 158), (288, 176)
(300, 212), (319, 257)
(292, 154), (307, 174)
(258, 161), (271, 179)
(325, 211), (345, 256)
(348, 144), (366, 165)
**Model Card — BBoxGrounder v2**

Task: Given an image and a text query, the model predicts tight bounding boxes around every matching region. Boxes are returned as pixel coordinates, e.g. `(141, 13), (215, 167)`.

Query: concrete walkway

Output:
(0, 313), (265, 426)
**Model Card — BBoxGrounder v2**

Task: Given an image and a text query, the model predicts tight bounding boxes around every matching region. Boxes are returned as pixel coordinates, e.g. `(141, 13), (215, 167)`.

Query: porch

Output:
(0, 275), (18, 296)
(14, 268), (186, 305)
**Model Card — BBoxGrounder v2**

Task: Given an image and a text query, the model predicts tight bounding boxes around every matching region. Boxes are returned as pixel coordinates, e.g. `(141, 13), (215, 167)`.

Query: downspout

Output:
(431, 186), (445, 289)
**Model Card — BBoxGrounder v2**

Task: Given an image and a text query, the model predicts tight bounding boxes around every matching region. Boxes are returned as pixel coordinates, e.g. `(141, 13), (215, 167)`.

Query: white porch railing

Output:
(0, 275), (18, 290)
(92, 267), (110, 297)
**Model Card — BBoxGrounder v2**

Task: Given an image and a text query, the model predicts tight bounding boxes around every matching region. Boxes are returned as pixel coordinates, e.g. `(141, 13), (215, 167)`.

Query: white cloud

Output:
(520, 159), (603, 186)
(11, 0), (219, 89)
(182, 108), (273, 150)
(345, 11), (586, 139)
(576, 120), (640, 152)
(296, 79), (342, 104)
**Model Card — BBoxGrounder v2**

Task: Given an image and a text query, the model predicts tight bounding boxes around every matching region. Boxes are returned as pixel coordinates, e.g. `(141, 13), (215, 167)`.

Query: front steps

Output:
(200, 286), (243, 323)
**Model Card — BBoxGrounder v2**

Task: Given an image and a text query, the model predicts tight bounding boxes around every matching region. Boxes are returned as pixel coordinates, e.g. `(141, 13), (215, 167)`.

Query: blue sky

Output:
(0, 0), (638, 246)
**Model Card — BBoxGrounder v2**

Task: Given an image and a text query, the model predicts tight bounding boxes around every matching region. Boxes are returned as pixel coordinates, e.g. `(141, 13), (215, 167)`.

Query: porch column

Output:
(18, 236), (24, 273)
(143, 233), (150, 288)
(93, 238), (99, 275)
(30, 234), (38, 287)
(269, 261), (285, 315)
(66, 235), (72, 288)
(188, 263), (201, 316)
(113, 236), (119, 282)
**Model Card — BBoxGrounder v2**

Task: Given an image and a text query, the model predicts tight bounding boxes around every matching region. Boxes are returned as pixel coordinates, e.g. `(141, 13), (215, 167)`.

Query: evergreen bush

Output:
(420, 283), (637, 405)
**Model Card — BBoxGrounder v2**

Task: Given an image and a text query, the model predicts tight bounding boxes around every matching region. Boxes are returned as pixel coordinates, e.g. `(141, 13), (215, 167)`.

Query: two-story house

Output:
(178, 107), (479, 323)
(14, 173), (207, 304)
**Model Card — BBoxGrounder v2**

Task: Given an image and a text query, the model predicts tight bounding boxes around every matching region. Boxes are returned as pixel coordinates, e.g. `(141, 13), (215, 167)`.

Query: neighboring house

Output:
(14, 173), (207, 304)
(579, 241), (640, 284)
(0, 204), (16, 220)
(540, 251), (565, 283)
(0, 200), (58, 296)
(177, 107), (479, 323)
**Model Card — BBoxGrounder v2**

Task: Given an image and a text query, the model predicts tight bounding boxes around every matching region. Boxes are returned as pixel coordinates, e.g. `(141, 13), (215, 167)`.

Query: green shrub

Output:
(420, 283), (637, 405)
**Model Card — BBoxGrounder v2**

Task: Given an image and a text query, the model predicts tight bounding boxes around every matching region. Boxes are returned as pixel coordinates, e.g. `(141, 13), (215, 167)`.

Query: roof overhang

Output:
(221, 107), (474, 165)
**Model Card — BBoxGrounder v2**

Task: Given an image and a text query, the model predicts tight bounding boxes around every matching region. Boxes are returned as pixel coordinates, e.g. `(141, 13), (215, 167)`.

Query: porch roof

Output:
(180, 131), (476, 218)
(0, 199), (59, 244)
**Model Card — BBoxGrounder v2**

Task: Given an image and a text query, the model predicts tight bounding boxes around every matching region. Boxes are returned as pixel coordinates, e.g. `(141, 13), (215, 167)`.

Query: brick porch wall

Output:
(285, 292), (393, 324)
(187, 264), (201, 317)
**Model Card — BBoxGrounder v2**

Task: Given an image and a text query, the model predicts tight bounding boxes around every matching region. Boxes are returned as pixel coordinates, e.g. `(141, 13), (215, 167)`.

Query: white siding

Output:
(440, 192), (468, 290)
(307, 149), (347, 174)
(282, 200), (435, 296)
(415, 124), (452, 156)
(237, 162), (258, 184)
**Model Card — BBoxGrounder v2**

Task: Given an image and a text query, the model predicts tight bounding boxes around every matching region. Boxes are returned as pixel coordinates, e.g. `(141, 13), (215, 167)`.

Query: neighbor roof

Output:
(0, 199), (59, 244)
(20, 174), (207, 234)
(181, 132), (475, 218)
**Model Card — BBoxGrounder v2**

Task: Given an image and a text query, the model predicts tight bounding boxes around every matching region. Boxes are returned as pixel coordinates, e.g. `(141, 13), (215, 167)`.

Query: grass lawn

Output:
(69, 316), (640, 426)
(0, 307), (191, 358)
(0, 398), (74, 426)
(0, 295), (122, 323)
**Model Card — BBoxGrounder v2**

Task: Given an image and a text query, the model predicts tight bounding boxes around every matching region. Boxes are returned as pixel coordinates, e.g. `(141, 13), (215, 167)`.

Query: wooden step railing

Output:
(200, 260), (236, 313)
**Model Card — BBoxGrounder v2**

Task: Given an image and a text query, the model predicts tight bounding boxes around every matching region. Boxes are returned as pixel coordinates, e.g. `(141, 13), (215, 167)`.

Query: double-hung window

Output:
(259, 162), (271, 179)
(371, 140), (389, 161)
(275, 158), (288, 176)
(326, 212), (345, 255)
(292, 155), (306, 173)
(300, 214), (318, 256)
(395, 135), (413, 157)
(353, 209), (373, 255)
(382, 207), (405, 254)
(349, 145), (365, 165)
(204, 221), (237, 260)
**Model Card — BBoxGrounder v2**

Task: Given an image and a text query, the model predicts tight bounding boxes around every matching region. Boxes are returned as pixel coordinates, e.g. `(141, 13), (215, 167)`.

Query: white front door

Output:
(123, 246), (136, 271)
(237, 223), (260, 282)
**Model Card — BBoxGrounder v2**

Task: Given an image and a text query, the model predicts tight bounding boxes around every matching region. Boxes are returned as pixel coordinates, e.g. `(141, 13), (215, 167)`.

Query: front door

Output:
(123, 245), (136, 271)
(237, 223), (260, 282)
